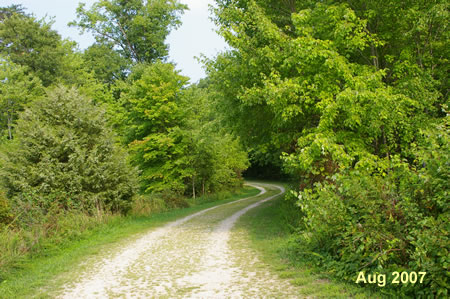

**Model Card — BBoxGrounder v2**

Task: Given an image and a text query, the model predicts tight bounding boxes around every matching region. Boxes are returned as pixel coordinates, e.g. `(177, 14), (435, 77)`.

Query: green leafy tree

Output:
(0, 4), (27, 20)
(0, 8), (67, 86)
(118, 65), (249, 195)
(181, 85), (249, 196)
(71, 0), (187, 63)
(119, 62), (189, 193)
(0, 57), (42, 140)
(210, 0), (445, 185)
(82, 43), (129, 84)
(0, 86), (137, 214)
(209, 0), (448, 296)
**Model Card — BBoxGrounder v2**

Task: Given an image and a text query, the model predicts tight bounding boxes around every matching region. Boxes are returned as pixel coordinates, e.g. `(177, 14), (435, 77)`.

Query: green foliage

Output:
(0, 189), (12, 226)
(71, 0), (187, 63)
(0, 4), (28, 20)
(0, 57), (43, 141)
(118, 62), (189, 193)
(211, 0), (448, 296)
(0, 86), (138, 214)
(0, 5), (102, 90)
(0, 9), (66, 86)
(181, 85), (250, 195)
(82, 43), (129, 84)
(121, 62), (187, 141)
(291, 127), (449, 296)
(118, 64), (249, 195)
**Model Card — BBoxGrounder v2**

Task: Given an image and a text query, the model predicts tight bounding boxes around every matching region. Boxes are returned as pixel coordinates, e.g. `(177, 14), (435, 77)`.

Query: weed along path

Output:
(56, 183), (301, 298)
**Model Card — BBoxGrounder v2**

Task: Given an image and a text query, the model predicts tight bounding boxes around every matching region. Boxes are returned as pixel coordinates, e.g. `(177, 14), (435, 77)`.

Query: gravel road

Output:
(57, 183), (300, 298)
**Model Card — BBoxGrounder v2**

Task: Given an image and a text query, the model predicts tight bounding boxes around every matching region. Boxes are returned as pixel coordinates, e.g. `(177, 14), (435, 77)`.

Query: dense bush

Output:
(0, 86), (138, 215)
(0, 190), (12, 226)
(290, 119), (449, 296)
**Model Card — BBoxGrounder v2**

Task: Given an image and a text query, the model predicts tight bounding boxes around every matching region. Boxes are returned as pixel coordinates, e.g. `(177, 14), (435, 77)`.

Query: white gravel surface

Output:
(57, 183), (300, 298)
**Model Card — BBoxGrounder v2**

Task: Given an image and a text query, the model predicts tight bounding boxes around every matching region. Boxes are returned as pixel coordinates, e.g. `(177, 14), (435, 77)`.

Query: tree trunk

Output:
(368, 24), (379, 70)
(192, 176), (196, 199)
(96, 198), (102, 218)
(371, 44), (379, 70)
(7, 117), (12, 140)
(202, 180), (205, 196)
(7, 101), (13, 140)
(382, 126), (390, 159)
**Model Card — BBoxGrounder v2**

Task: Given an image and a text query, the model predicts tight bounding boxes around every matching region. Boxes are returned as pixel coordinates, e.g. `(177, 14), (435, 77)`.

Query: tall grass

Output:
(0, 186), (253, 283)
(0, 210), (120, 278)
(131, 189), (238, 216)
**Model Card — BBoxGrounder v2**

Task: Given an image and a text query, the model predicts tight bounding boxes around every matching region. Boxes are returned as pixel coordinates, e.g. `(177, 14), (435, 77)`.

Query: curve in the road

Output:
(58, 183), (296, 298)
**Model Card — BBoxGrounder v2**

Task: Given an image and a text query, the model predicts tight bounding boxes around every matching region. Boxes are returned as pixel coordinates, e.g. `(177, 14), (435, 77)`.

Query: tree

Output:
(0, 8), (67, 86)
(181, 85), (249, 196)
(71, 0), (187, 63)
(119, 62), (189, 193)
(118, 65), (249, 195)
(0, 57), (42, 141)
(82, 43), (129, 84)
(0, 86), (137, 214)
(209, 0), (444, 179)
(209, 0), (448, 295)
(0, 4), (27, 20)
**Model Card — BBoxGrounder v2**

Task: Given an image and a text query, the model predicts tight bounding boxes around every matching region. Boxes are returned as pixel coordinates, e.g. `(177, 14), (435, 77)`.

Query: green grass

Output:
(0, 186), (260, 298)
(234, 191), (381, 298)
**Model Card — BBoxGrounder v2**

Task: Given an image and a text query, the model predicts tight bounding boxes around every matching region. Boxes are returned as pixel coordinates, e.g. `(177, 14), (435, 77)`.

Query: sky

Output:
(2, 0), (227, 82)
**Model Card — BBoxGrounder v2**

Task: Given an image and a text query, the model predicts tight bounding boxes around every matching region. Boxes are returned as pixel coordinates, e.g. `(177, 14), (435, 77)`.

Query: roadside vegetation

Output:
(0, 1), (249, 292)
(209, 1), (448, 297)
(0, 0), (447, 297)
(0, 186), (259, 298)
(234, 191), (377, 298)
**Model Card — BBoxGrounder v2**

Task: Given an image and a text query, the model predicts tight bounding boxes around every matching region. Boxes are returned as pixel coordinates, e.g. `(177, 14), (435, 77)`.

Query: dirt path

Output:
(57, 183), (301, 298)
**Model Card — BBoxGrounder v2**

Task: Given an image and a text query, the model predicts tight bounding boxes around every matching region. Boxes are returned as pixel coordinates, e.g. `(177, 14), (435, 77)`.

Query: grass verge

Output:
(0, 186), (260, 298)
(234, 191), (381, 298)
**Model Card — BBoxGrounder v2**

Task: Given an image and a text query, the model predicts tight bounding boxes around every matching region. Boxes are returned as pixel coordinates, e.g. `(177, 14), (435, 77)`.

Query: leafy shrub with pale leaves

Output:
(0, 86), (138, 215)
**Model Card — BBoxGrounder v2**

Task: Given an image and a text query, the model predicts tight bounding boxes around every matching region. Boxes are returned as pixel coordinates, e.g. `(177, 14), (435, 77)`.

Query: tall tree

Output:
(82, 43), (129, 84)
(0, 57), (42, 141)
(116, 64), (249, 195)
(209, 0), (446, 179)
(0, 8), (67, 86)
(181, 85), (249, 196)
(118, 62), (189, 193)
(71, 0), (187, 63)
(0, 4), (27, 20)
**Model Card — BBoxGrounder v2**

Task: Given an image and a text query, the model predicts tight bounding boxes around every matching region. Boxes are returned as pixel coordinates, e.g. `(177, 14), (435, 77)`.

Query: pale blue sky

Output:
(2, 0), (227, 82)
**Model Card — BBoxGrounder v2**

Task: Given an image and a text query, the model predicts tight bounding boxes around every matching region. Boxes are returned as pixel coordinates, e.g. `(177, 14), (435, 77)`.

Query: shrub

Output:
(0, 190), (12, 226)
(130, 194), (170, 216)
(0, 86), (138, 215)
(291, 119), (449, 296)
(161, 191), (190, 209)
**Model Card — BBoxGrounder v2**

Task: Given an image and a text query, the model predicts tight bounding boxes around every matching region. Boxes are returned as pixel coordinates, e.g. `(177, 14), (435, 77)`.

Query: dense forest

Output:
(0, 0), (448, 297)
